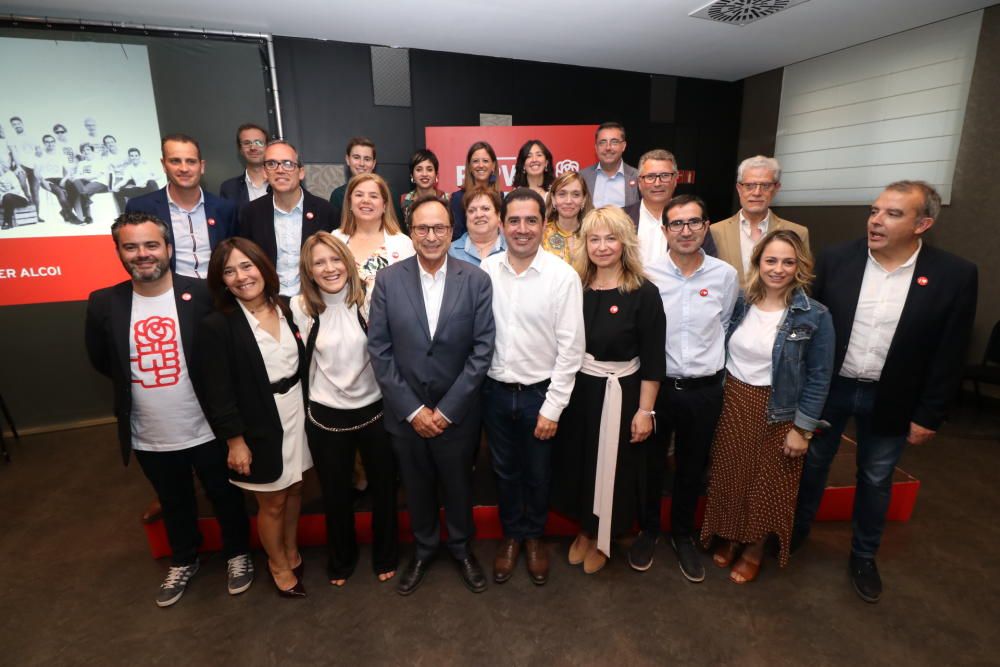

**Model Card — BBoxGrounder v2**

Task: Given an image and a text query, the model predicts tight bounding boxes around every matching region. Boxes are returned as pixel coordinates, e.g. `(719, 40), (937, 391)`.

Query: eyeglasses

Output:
(240, 139), (265, 148)
(411, 224), (451, 238)
(665, 217), (706, 232)
(596, 139), (623, 148)
(738, 181), (777, 193)
(54, 129), (67, 134)
(640, 172), (678, 184)
(264, 159), (301, 171)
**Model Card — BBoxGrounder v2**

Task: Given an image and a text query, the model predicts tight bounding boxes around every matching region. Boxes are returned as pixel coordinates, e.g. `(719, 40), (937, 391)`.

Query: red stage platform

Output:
(143, 441), (920, 559)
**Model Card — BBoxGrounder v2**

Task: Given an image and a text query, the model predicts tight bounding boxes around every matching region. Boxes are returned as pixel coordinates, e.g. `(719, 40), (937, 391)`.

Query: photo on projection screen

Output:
(0, 36), (164, 306)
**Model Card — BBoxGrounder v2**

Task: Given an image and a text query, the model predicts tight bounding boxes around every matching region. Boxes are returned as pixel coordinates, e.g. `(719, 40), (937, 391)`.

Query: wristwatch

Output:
(793, 426), (814, 441)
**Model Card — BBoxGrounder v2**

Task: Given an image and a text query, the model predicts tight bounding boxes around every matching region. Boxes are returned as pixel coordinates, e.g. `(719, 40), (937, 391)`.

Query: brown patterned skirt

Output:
(699, 374), (803, 567)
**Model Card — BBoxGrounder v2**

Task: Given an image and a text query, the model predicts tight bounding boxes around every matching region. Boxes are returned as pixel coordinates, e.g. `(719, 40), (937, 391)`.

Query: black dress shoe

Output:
(397, 558), (433, 597)
(456, 554), (487, 594)
(849, 554), (882, 603)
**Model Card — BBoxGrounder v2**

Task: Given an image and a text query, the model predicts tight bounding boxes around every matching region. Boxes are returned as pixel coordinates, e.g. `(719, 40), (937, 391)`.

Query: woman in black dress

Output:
(552, 206), (665, 574)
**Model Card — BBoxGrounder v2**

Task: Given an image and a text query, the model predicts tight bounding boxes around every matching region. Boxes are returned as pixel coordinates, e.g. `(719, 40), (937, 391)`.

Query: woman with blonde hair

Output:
(700, 228), (834, 583)
(289, 232), (398, 586)
(541, 171), (592, 264)
(334, 173), (414, 313)
(551, 206), (665, 574)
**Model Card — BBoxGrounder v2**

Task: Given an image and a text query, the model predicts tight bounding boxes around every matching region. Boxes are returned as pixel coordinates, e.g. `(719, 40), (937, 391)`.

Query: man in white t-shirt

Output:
(85, 212), (253, 607)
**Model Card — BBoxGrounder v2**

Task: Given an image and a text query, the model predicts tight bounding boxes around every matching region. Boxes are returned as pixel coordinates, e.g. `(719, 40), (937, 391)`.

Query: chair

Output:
(963, 320), (1000, 410)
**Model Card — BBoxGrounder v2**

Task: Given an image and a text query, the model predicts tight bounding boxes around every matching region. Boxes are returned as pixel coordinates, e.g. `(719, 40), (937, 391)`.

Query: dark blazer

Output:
(367, 255), (495, 438)
(238, 188), (337, 268)
(198, 304), (305, 484)
(624, 201), (718, 257)
(814, 238), (978, 435)
(84, 275), (214, 466)
(125, 187), (237, 272)
(580, 162), (640, 208)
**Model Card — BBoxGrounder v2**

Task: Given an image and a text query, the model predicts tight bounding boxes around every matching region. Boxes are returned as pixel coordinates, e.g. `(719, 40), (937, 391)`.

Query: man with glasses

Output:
(329, 137), (377, 227)
(367, 195), (496, 596)
(237, 140), (336, 297)
(624, 149), (717, 263)
(52, 123), (77, 167)
(710, 155), (809, 287)
(637, 194), (738, 578)
(126, 134), (237, 278)
(581, 122), (639, 209)
(220, 123), (270, 207)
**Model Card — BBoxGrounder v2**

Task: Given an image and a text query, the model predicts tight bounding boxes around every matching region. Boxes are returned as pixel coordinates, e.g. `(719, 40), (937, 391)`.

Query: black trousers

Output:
(114, 180), (158, 212)
(134, 439), (250, 566)
(306, 400), (399, 579)
(392, 426), (478, 561)
(639, 375), (725, 538)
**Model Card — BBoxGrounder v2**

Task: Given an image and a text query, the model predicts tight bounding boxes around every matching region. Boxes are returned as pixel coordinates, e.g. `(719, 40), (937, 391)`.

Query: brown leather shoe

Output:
(524, 538), (549, 585)
(493, 537), (520, 583)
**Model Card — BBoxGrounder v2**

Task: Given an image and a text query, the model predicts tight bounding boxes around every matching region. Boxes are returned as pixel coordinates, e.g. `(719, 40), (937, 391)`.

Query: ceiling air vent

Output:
(689, 0), (811, 27)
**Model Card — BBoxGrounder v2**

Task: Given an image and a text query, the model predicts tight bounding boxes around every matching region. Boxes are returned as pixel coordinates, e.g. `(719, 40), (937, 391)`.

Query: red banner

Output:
(425, 125), (599, 192)
(0, 235), (126, 306)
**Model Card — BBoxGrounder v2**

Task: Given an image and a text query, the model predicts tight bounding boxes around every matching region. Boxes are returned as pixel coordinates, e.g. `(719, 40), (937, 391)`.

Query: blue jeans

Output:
(794, 377), (908, 559)
(482, 379), (552, 541)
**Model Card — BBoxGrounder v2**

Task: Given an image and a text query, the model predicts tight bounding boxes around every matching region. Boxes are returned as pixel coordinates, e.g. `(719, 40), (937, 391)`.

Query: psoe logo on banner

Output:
(555, 159), (580, 176)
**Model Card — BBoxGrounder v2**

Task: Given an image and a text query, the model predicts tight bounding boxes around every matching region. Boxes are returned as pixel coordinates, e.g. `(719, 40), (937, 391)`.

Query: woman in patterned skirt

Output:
(700, 229), (834, 583)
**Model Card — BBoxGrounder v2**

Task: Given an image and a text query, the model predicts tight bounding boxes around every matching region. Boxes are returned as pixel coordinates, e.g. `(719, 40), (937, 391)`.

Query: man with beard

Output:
(85, 212), (253, 607)
(220, 123), (270, 207)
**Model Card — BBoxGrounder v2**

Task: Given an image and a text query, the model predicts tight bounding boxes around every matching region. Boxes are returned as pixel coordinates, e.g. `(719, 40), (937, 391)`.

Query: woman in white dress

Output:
(333, 173), (414, 315)
(201, 237), (313, 598)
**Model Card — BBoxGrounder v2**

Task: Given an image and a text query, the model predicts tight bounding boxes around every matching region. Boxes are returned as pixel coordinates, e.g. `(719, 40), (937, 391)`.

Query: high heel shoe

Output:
(269, 563), (306, 598)
(291, 557), (304, 581)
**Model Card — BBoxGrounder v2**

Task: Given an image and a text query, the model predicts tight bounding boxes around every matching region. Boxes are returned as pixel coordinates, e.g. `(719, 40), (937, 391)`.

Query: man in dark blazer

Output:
(367, 195), (496, 597)
(237, 140), (336, 298)
(219, 123), (270, 208)
(793, 181), (978, 604)
(84, 211), (252, 608)
(580, 122), (640, 208)
(125, 133), (237, 278)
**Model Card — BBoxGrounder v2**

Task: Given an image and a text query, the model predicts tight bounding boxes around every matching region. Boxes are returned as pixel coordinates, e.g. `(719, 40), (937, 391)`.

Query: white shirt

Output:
(840, 242), (922, 381)
(291, 292), (380, 410)
(636, 201), (669, 266)
(237, 300), (299, 382)
(245, 170), (269, 202)
(273, 192), (305, 296)
(481, 250), (585, 422)
(128, 289), (215, 451)
(9, 132), (38, 168)
(726, 305), (785, 386)
(738, 210), (771, 275)
(646, 251), (738, 378)
(419, 259), (448, 338)
(122, 160), (160, 187)
(592, 162), (626, 208)
(166, 187), (211, 279)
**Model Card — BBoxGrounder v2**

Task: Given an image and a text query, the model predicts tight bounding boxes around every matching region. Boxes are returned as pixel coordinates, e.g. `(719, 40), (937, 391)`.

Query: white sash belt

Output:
(580, 354), (640, 557)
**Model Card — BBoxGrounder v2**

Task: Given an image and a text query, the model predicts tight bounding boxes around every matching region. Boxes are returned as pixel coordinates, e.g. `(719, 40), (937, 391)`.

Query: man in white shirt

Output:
(85, 212), (253, 608)
(113, 147), (160, 212)
(219, 123), (270, 207)
(66, 142), (109, 225)
(8, 116), (40, 214)
(793, 181), (978, 604)
(35, 134), (73, 222)
(481, 188), (586, 586)
(580, 122), (640, 209)
(368, 196), (496, 596)
(710, 155), (809, 287)
(640, 194), (738, 581)
(624, 149), (718, 263)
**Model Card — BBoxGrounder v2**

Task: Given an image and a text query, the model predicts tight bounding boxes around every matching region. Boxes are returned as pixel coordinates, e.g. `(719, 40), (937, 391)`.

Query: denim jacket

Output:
(726, 288), (835, 431)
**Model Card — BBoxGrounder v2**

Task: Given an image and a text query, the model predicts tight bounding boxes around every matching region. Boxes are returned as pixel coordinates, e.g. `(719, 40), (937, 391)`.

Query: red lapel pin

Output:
(609, 305), (619, 314)
(917, 276), (929, 286)
(181, 292), (192, 301)
(207, 218), (215, 226)
(306, 211), (314, 220)
(699, 288), (709, 297)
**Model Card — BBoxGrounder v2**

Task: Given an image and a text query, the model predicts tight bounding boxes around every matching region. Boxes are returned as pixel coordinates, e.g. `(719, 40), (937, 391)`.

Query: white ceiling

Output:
(1, 0), (995, 81)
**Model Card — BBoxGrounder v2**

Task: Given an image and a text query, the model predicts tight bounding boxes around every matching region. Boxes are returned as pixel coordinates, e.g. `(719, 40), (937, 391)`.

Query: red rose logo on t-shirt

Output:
(131, 316), (181, 388)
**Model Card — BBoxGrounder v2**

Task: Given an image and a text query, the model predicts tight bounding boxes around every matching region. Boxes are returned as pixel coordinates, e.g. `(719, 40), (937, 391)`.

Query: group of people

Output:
(85, 120), (978, 610)
(1, 115), (160, 228)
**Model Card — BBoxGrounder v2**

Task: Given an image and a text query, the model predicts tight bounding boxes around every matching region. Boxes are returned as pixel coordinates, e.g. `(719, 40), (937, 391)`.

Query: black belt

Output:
(665, 370), (725, 391)
(270, 375), (299, 395)
(490, 378), (550, 392)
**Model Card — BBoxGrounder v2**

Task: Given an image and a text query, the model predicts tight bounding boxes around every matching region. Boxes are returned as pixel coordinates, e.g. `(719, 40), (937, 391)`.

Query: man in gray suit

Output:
(580, 122), (640, 209)
(368, 195), (496, 596)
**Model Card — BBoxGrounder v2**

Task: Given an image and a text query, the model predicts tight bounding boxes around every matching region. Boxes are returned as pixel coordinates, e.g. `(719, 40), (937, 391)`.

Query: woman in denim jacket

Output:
(700, 229), (834, 583)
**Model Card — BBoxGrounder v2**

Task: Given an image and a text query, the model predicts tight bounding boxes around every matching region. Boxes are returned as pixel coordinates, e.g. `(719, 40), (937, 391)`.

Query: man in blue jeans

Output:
(480, 188), (585, 586)
(792, 181), (977, 603)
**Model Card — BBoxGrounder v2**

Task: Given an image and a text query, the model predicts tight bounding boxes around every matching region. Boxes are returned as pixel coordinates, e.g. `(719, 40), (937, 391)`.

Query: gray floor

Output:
(1, 403), (998, 666)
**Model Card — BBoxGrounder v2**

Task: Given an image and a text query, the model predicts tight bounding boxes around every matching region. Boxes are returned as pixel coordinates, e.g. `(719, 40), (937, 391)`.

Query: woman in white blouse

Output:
(333, 173), (414, 314)
(291, 232), (398, 586)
